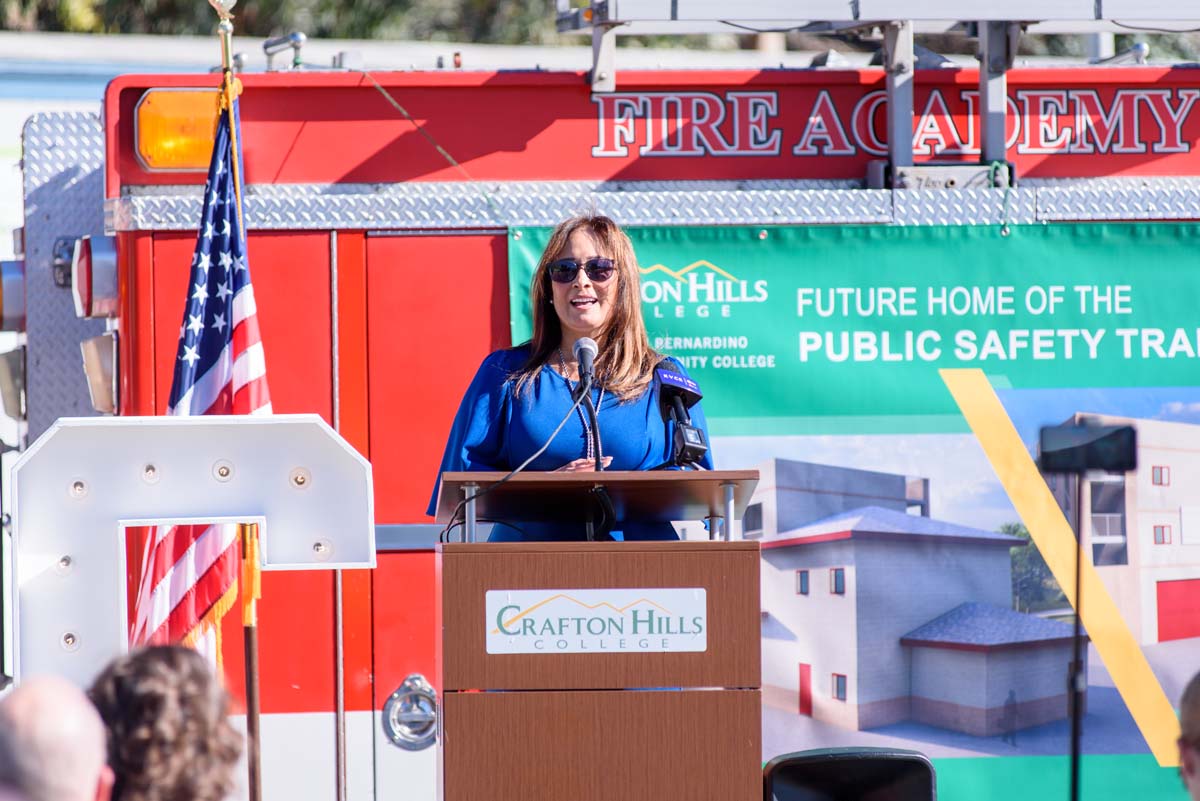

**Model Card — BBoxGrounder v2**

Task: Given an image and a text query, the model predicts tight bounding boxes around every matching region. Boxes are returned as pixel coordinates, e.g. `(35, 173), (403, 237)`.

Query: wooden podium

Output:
(435, 471), (761, 801)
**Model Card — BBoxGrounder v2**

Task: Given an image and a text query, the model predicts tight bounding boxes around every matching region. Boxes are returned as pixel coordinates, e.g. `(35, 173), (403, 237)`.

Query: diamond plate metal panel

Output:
(104, 177), (1200, 234)
(1022, 177), (1200, 190)
(22, 112), (108, 442)
(892, 188), (1037, 227)
(107, 182), (890, 230)
(1036, 187), (1200, 221)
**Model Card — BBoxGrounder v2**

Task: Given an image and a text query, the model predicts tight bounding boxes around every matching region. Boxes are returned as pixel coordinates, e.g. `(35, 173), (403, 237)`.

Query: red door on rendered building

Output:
(799, 663), (812, 716)
(1157, 579), (1200, 641)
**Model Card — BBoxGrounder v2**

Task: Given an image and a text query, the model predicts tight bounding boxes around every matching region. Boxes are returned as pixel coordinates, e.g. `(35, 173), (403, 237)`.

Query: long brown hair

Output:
(514, 214), (659, 401)
(89, 646), (241, 801)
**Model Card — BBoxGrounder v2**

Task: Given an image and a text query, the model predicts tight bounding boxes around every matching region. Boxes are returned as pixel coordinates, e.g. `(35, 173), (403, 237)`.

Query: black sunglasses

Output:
(548, 257), (615, 284)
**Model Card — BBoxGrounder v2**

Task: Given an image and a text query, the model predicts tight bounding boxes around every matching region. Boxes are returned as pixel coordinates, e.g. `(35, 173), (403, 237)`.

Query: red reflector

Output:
(72, 237), (93, 318)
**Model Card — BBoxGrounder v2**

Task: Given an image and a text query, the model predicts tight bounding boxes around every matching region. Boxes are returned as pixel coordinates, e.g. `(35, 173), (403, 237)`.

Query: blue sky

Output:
(996, 386), (1200, 450)
(715, 432), (1021, 531)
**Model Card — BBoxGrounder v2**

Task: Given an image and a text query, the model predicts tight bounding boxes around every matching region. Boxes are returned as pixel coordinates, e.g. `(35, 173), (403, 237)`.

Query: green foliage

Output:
(98, 0), (231, 34)
(3, 0), (564, 40)
(3, 0), (72, 30)
(55, 0), (99, 30)
(1005, 521), (1067, 613)
(1114, 32), (1200, 61)
(6, 0), (1200, 57)
(0, 0), (733, 42)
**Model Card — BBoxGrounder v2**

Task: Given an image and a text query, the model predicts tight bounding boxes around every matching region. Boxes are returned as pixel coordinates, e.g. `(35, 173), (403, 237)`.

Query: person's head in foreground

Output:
(0, 675), (114, 801)
(1182, 670), (1200, 801)
(89, 645), (242, 801)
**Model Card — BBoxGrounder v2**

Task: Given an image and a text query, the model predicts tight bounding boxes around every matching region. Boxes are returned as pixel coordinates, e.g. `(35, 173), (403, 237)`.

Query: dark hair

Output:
(89, 646), (241, 801)
(1184, 670), (1200, 744)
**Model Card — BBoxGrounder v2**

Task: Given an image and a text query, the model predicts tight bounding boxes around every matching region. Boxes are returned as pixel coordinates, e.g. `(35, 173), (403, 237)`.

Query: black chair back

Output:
(763, 747), (936, 801)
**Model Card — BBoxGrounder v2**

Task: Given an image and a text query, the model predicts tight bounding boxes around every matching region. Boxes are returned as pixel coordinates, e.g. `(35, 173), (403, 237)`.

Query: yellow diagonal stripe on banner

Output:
(940, 368), (1180, 767)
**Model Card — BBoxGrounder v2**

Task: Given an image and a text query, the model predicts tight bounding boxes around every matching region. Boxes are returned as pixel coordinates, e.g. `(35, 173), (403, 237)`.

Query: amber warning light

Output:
(134, 89), (220, 171)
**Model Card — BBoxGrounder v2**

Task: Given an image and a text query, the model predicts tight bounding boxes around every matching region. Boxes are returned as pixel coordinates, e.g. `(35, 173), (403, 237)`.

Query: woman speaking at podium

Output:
(428, 214), (713, 542)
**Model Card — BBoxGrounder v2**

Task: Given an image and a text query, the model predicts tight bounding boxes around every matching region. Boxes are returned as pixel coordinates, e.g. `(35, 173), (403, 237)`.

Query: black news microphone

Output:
(655, 365), (708, 468)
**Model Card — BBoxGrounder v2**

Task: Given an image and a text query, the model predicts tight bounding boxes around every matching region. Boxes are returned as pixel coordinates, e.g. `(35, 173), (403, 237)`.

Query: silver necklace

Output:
(557, 348), (604, 461)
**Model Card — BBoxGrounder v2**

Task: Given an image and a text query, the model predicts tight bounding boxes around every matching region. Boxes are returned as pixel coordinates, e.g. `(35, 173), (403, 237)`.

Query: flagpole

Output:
(241, 523), (263, 801)
(216, 16), (245, 235)
(214, 17), (260, 800)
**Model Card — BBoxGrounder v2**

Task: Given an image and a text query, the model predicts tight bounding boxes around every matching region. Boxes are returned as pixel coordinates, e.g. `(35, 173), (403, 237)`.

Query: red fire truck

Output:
(4, 2), (1200, 798)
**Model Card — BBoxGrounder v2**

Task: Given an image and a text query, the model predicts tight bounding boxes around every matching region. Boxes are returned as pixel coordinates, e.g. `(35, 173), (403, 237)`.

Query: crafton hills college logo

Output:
(639, 260), (768, 318)
(484, 588), (708, 654)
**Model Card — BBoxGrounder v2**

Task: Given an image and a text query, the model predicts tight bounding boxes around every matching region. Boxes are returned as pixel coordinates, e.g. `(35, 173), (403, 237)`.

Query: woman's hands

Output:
(555, 457), (613, 472)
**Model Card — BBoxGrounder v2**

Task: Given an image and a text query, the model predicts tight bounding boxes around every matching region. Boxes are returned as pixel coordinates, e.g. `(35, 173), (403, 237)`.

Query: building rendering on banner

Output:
(753, 458), (1082, 737)
(1044, 413), (1200, 645)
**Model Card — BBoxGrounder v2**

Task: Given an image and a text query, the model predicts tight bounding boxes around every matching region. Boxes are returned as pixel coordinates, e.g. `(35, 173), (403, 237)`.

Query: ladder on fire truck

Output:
(559, 0), (1200, 185)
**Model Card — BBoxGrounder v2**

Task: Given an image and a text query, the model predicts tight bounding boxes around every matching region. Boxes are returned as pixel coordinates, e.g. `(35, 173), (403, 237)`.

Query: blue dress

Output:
(428, 345), (714, 541)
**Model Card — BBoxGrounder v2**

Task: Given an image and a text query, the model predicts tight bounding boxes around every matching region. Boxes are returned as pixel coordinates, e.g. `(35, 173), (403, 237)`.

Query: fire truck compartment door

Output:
(10, 413), (375, 686)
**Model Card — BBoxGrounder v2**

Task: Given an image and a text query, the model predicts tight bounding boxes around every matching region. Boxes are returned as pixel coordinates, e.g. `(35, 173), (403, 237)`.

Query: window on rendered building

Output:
(830, 567), (845, 595)
(743, 502), (763, 538)
(1090, 476), (1128, 566)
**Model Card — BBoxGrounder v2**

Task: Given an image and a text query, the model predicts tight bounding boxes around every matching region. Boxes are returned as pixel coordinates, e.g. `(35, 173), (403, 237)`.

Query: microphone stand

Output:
(573, 370), (604, 473)
(574, 373), (613, 540)
(583, 396), (603, 473)
(1069, 472), (1085, 801)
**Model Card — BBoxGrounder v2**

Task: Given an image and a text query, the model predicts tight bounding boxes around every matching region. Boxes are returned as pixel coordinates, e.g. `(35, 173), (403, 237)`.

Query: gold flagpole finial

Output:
(211, 5), (246, 243)
(217, 17), (235, 74)
(215, 17), (242, 111)
(208, 0), (236, 21)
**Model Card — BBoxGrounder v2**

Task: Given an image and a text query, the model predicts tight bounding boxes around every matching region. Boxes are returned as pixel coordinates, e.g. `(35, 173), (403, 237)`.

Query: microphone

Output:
(572, 337), (604, 473)
(655, 367), (702, 421)
(655, 365), (708, 468)
(573, 337), (598, 396)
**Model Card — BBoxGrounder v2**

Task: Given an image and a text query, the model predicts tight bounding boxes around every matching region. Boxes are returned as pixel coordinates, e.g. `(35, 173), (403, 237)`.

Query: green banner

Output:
(509, 223), (1200, 435)
(510, 222), (1196, 801)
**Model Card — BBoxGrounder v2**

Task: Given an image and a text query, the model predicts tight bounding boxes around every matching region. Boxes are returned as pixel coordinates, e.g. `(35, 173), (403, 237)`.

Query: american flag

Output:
(130, 95), (270, 660)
